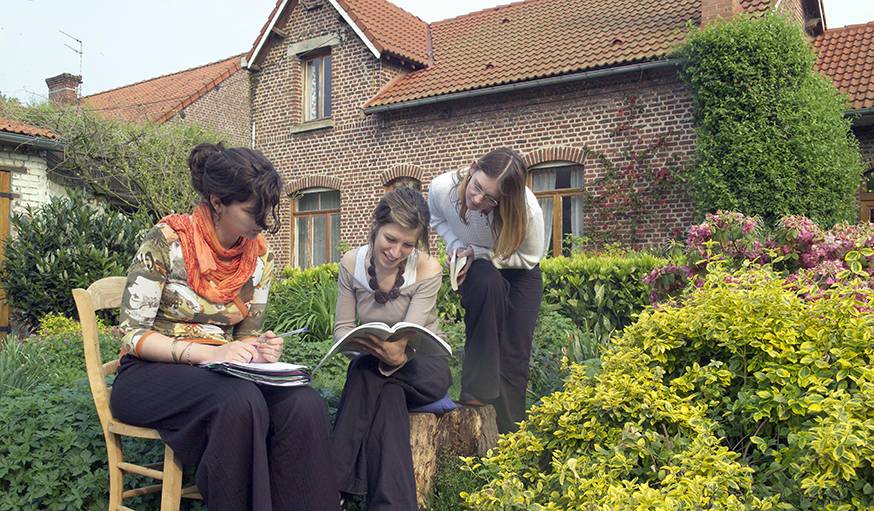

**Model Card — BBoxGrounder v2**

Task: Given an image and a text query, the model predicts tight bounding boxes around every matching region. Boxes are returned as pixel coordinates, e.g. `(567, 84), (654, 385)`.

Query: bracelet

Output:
(180, 342), (195, 366)
(170, 338), (180, 363)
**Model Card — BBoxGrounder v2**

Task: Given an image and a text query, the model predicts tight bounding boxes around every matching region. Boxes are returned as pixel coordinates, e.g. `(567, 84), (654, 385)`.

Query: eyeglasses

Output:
(470, 173), (500, 208)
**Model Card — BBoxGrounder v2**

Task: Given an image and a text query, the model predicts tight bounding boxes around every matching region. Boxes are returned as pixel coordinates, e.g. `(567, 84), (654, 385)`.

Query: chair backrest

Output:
(72, 276), (127, 435)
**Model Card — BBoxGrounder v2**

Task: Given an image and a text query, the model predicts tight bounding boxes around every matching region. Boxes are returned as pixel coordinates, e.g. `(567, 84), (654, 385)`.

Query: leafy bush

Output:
(462, 267), (874, 509)
(540, 251), (666, 342)
(265, 264), (339, 343)
(0, 380), (169, 511)
(676, 14), (865, 225)
(2, 191), (149, 331)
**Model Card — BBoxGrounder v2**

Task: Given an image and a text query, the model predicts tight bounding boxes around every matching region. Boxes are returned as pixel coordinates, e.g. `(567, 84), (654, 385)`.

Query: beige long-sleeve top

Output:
(333, 245), (442, 345)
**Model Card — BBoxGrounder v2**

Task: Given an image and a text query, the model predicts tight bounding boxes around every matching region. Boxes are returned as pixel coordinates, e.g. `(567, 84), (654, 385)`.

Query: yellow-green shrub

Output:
(462, 267), (873, 509)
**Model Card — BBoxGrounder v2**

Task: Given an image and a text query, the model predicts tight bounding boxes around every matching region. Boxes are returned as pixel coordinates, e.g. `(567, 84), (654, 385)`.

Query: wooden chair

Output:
(73, 276), (200, 511)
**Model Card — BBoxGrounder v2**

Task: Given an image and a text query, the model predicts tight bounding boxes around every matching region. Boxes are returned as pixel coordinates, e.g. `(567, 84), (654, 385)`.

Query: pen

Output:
(275, 327), (308, 338)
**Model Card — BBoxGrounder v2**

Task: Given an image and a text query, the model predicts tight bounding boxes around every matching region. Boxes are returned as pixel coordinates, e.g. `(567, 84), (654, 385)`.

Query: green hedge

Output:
(541, 252), (667, 343)
(267, 252), (665, 344)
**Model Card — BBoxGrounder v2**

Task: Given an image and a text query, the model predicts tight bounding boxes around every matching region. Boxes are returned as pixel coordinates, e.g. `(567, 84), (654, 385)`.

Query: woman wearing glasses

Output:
(427, 147), (544, 434)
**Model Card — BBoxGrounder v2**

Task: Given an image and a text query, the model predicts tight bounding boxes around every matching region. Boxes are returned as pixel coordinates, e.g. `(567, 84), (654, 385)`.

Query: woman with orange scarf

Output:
(110, 143), (340, 511)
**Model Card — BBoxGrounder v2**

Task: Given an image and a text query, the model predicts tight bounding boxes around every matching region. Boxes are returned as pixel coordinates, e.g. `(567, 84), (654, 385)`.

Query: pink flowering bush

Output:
(648, 211), (874, 304)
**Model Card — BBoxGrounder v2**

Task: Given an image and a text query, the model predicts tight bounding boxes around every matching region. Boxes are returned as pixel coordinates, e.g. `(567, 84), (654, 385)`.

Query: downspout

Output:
(364, 58), (680, 114)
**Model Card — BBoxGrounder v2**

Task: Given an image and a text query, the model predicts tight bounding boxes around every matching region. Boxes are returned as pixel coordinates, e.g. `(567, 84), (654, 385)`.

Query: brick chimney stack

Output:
(45, 73), (82, 106)
(701, 0), (743, 26)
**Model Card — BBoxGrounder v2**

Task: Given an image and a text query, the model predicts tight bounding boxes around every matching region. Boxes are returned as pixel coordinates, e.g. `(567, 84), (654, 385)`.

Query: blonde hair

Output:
(455, 147), (528, 259)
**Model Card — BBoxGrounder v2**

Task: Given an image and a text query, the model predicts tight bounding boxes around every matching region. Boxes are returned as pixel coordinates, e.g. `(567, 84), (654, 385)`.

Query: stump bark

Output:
(409, 405), (498, 509)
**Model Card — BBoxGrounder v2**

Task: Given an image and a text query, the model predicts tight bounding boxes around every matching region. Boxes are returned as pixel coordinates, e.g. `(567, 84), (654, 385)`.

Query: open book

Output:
(200, 361), (311, 387)
(449, 250), (468, 291)
(313, 322), (452, 372)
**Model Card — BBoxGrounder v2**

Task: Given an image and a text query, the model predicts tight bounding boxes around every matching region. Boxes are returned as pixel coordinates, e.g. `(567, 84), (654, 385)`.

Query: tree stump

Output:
(409, 405), (498, 509)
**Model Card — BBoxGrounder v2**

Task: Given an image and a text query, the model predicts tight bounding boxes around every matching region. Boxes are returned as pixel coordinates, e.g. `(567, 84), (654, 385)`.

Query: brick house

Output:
(244, 0), (871, 269)
(69, 55), (252, 146)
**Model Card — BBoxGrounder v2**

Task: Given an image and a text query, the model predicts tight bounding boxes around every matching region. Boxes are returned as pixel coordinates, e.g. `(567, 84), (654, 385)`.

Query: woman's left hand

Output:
(244, 331), (284, 363)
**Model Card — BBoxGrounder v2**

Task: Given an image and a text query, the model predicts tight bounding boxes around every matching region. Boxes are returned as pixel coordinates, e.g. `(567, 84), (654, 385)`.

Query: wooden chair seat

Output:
(73, 276), (200, 510)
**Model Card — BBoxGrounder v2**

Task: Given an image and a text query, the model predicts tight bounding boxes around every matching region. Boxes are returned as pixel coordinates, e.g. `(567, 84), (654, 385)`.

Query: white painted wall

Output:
(0, 147), (68, 216)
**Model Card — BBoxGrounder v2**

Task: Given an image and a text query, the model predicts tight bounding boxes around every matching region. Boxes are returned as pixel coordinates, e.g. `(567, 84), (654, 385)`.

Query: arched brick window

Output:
(528, 162), (585, 257)
(292, 187), (340, 268)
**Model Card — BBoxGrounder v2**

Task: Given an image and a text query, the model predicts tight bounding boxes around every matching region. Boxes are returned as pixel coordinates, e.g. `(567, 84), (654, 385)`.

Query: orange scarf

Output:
(161, 203), (267, 305)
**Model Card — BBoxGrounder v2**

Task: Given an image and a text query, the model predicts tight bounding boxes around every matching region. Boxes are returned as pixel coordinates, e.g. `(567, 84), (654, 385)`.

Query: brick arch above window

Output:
(285, 175), (343, 196)
(379, 164), (424, 186)
(523, 146), (589, 169)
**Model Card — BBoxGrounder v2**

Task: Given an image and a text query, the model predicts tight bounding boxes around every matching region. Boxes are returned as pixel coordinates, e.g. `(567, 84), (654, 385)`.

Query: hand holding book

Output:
(450, 247), (473, 290)
(345, 332), (409, 366)
(313, 322), (451, 373)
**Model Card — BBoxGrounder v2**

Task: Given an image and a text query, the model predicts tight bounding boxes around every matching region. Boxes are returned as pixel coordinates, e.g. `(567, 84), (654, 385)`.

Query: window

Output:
(529, 163), (585, 257)
(384, 176), (421, 192)
(293, 188), (340, 268)
(303, 52), (332, 122)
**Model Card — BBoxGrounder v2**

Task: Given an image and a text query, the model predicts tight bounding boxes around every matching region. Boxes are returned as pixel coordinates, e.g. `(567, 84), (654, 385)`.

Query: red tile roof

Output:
(0, 117), (56, 139)
(365, 0), (775, 108)
(82, 55), (242, 124)
(814, 21), (874, 111)
(334, 0), (430, 65)
(247, 0), (778, 109)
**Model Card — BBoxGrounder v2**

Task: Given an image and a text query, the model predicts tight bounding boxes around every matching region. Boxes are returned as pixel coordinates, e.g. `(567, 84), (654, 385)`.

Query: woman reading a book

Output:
(428, 147), (545, 434)
(332, 186), (449, 511)
(110, 143), (340, 511)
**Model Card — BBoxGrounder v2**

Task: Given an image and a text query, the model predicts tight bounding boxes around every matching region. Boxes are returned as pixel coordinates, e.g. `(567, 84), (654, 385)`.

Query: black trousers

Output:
(459, 260), (543, 434)
(110, 356), (340, 511)
(332, 354), (451, 511)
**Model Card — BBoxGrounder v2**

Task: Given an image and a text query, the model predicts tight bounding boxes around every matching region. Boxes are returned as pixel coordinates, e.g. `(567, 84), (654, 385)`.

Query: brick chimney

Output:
(701, 0), (743, 26)
(45, 73), (82, 106)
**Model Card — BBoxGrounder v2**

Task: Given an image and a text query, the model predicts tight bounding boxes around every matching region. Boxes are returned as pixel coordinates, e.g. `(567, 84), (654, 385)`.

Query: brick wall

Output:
(253, 4), (752, 267)
(252, 2), (699, 267)
(169, 67), (252, 147)
(777, 0), (807, 28)
(0, 146), (68, 216)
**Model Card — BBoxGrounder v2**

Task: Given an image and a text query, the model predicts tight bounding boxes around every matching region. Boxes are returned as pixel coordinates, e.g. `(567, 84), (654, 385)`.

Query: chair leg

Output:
(160, 443), (184, 511)
(106, 433), (125, 510)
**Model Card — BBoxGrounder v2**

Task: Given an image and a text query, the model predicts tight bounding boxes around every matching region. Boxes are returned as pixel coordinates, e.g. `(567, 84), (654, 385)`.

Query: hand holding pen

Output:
(244, 327), (308, 363)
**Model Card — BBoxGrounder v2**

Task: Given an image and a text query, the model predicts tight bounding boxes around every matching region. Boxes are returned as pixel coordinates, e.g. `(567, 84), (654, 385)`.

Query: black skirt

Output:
(111, 355), (340, 511)
(331, 354), (451, 511)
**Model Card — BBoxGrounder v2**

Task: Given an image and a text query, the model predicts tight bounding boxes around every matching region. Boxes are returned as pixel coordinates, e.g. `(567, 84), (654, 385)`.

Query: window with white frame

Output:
(303, 52), (332, 122)
(528, 162), (585, 257)
(293, 188), (340, 268)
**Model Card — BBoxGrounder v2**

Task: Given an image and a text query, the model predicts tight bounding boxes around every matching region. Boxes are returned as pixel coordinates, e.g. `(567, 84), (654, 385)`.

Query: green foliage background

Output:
(676, 14), (865, 226)
(0, 100), (223, 219)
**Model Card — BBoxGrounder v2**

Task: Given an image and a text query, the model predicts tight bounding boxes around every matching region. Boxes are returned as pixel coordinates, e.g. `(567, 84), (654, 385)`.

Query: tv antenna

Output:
(59, 29), (83, 101)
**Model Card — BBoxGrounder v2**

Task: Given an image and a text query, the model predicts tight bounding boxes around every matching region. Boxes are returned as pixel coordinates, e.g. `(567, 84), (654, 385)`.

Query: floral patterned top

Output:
(119, 223), (274, 357)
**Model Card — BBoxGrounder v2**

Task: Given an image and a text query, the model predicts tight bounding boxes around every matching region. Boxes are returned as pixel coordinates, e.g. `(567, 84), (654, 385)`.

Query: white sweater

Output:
(427, 170), (544, 270)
